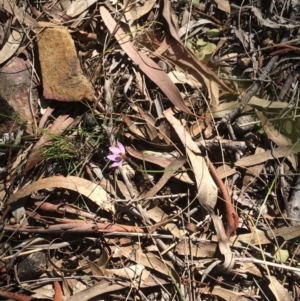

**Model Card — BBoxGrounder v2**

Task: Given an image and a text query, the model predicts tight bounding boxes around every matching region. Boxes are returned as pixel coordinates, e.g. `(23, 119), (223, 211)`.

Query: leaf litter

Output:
(0, 0), (300, 300)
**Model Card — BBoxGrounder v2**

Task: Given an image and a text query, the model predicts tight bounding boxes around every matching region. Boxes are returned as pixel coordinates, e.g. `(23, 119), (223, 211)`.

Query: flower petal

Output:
(107, 155), (120, 161)
(111, 161), (122, 168)
(117, 141), (125, 154)
(109, 146), (121, 154)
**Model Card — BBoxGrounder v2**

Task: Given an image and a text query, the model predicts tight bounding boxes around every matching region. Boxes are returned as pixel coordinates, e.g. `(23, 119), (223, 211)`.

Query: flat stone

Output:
(35, 22), (94, 102)
(0, 57), (38, 134)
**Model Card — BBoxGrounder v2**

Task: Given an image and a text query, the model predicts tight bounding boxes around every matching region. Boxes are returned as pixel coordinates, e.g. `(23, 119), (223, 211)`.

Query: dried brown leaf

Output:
(235, 143), (300, 167)
(229, 225), (300, 246)
(175, 240), (216, 258)
(122, 114), (146, 138)
(203, 286), (251, 301)
(106, 264), (147, 280)
(217, 164), (237, 179)
(256, 110), (297, 169)
(0, 0), (37, 27)
(147, 206), (185, 238)
(124, 0), (156, 24)
(100, 6), (192, 115)
(66, 0), (97, 17)
(141, 157), (187, 198)
(164, 108), (218, 208)
(161, 0), (233, 103)
(7, 176), (114, 212)
(241, 147), (265, 195)
(213, 96), (294, 118)
(126, 146), (194, 184)
(256, 110), (291, 146)
(268, 276), (293, 301)
(167, 71), (202, 89)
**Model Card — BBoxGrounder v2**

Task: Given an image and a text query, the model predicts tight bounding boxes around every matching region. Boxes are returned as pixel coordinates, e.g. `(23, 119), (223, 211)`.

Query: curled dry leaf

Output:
(7, 176), (114, 212)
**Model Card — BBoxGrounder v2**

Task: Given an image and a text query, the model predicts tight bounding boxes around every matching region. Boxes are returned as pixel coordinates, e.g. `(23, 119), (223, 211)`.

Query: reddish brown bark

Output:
(206, 157), (239, 238)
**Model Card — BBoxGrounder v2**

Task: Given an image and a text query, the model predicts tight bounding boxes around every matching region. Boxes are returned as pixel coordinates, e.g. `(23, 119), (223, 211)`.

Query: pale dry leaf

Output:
(31, 284), (55, 299)
(252, 7), (300, 29)
(175, 240), (216, 258)
(147, 206), (185, 238)
(100, 6), (192, 115)
(167, 71), (202, 89)
(66, 0), (97, 17)
(256, 110), (291, 146)
(268, 276), (293, 301)
(213, 0), (230, 13)
(162, 0), (232, 100)
(0, 0), (37, 27)
(106, 264), (147, 280)
(7, 176), (114, 212)
(124, 0), (156, 23)
(164, 108), (217, 208)
(86, 259), (105, 277)
(210, 215), (234, 271)
(134, 249), (174, 277)
(229, 225), (300, 246)
(65, 281), (129, 301)
(203, 286), (251, 301)
(122, 114), (146, 138)
(237, 262), (262, 278)
(207, 78), (219, 108)
(217, 164), (237, 179)
(0, 30), (23, 64)
(241, 147), (265, 195)
(126, 146), (194, 184)
(235, 143), (300, 167)
(116, 179), (138, 199)
(213, 96), (294, 118)
(141, 157), (187, 198)
(256, 109), (297, 169)
(113, 244), (174, 277)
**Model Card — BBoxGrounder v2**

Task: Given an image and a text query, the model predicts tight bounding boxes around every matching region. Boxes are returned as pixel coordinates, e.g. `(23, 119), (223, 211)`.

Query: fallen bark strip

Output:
(0, 290), (31, 301)
(206, 157), (239, 238)
(4, 221), (144, 234)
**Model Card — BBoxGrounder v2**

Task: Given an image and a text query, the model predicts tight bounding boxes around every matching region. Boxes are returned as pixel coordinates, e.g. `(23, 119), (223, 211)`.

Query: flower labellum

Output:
(107, 142), (125, 168)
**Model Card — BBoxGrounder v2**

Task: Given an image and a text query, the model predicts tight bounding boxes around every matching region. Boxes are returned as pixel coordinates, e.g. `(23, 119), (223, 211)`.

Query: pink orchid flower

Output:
(107, 141), (126, 168)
